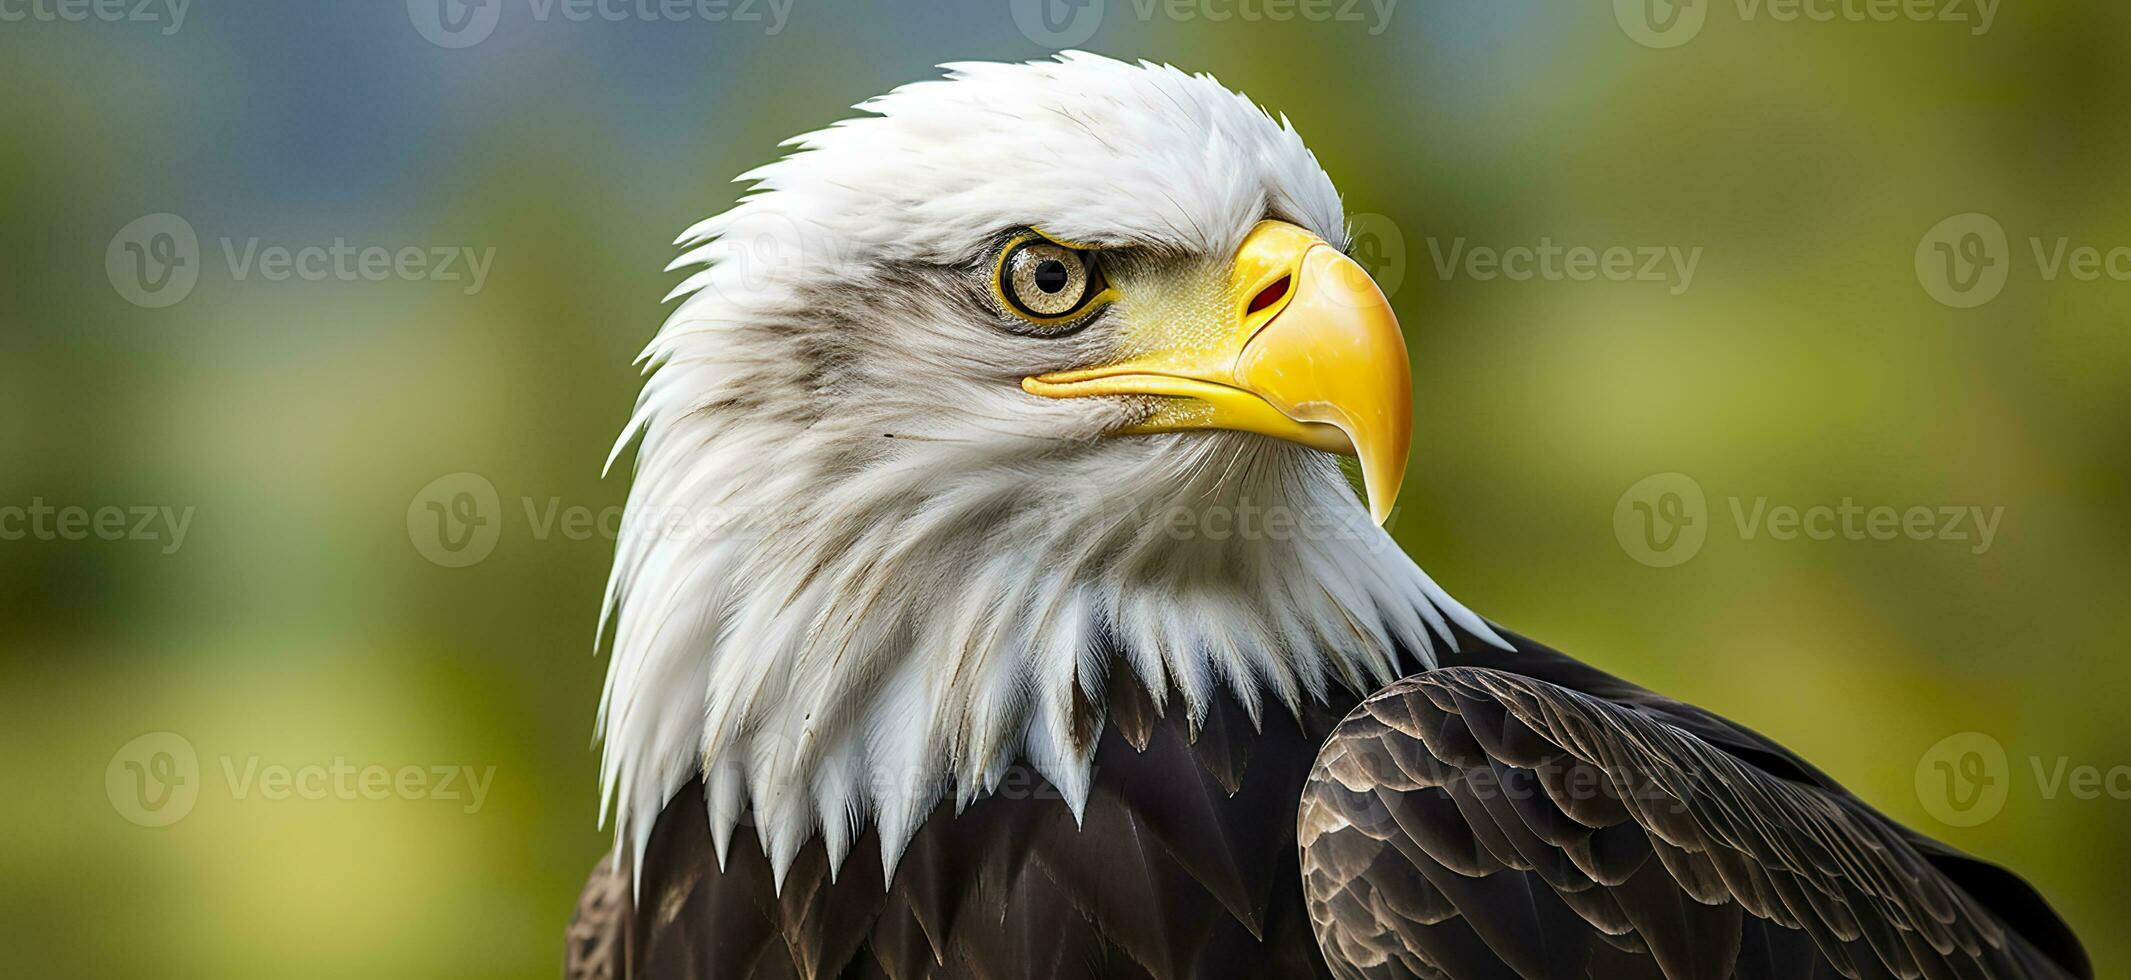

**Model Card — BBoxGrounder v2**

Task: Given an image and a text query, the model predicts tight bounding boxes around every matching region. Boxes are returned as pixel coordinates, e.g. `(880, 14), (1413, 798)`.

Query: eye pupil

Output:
(1034, 260), (1069, 293)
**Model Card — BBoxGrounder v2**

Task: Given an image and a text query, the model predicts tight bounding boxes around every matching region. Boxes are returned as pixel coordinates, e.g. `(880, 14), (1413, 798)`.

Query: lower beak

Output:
(1022, 220), (1413, 525)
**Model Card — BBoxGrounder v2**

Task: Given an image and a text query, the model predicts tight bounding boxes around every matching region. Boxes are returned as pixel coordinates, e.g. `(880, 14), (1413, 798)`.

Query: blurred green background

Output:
(5, 1), (2128, 976)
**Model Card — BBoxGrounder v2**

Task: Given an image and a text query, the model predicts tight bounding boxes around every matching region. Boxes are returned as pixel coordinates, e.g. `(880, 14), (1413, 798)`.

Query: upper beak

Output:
(1022, 220), (1413, 525)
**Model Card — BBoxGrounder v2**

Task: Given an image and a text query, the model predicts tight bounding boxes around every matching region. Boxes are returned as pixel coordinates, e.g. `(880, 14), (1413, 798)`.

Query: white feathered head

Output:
(596, 53), (1494, 887)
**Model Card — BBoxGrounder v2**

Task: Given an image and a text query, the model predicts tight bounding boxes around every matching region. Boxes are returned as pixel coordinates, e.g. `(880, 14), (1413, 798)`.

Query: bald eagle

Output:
(566, 54), (2087, 980)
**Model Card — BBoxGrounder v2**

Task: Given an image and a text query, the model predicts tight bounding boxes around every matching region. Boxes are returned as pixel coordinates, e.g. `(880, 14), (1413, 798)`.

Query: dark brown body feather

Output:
(569, 666), (1361, 978)
(571, 626), (2088, 980)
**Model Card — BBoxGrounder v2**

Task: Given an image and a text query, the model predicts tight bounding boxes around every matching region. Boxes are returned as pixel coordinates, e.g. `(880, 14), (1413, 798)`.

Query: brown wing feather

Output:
(565, 854), (633, 980)
(1299, 664), (2083, 980)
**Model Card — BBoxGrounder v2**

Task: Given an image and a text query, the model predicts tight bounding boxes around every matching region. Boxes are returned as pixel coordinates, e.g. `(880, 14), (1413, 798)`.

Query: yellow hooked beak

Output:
(1022, 220), (1412, 525)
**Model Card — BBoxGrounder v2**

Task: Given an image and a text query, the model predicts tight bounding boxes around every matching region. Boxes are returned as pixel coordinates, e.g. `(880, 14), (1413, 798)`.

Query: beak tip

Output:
(1364, 478), (1398, 527)
(1355, 450), (1402, 528)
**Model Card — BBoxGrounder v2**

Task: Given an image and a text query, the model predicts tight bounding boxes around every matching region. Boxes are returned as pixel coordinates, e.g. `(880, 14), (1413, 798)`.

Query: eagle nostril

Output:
(1247, 275), (1291, 315)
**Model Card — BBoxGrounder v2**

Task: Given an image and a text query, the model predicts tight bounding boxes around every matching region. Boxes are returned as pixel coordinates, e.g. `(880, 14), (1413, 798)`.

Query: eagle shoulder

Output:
(565, 854), (632, 980)
(1297, 664), (2086, 980)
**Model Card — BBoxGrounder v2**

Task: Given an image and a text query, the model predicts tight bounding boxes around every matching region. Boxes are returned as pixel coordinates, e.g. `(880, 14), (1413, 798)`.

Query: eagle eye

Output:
(993, 235), (1110, 330)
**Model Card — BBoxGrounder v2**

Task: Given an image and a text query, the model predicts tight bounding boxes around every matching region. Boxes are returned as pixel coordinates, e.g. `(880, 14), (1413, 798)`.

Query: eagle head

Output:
(596, 52), (1494, 888)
